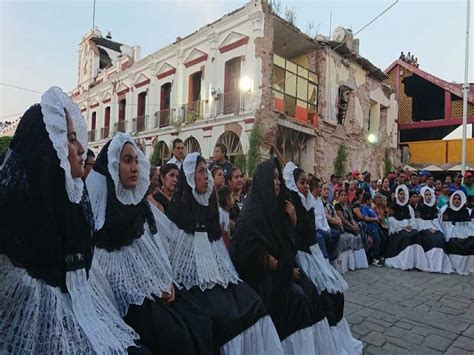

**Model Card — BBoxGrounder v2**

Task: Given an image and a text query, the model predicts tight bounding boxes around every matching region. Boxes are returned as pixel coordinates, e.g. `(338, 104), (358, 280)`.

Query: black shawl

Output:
(231, 158), (296, 288)
(390, 204), (412, 221)
(0, 104), (93, 291)
(289, 190), (317, 253)
(416, 203), (439, 220)
(93, 140), (156, 251)
(165, 162), (221, 241)
(442, 206), (471, 224)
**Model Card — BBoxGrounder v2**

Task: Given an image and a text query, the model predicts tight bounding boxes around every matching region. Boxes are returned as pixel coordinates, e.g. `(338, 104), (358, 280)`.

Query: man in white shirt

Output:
(167, 138), (185, 169)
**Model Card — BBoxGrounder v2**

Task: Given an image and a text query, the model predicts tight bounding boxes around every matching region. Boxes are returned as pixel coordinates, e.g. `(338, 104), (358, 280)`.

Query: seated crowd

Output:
(0, 87), (470, 354)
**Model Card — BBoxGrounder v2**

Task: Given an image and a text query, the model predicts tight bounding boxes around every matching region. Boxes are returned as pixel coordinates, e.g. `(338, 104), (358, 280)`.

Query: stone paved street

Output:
(344, 266), (474, 354)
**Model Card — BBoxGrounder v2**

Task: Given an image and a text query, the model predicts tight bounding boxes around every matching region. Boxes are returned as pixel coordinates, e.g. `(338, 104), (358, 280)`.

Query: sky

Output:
(0, 0), (473, 122)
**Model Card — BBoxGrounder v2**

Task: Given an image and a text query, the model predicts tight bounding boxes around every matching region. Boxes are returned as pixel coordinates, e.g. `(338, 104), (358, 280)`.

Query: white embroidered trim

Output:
(108, 132), (150, 205)
(93, 224), (174, 317)
(395, 185), (409, 206)
(85, 169), (108, 231)
(283, 162), (313, 211)
(449, 190), (467, 212)
(183, 152), (214, 207)
(151, 206), (240, 291)
(420, 186), (436, 207)
(0, 254), (137, 354)
(442, 221), (473, 240)
(41, 86), (87, 203)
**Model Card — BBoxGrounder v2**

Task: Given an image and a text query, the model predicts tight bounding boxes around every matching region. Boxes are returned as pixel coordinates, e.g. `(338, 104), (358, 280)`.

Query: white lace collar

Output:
(107, 132), (150, 205)
(183, 152), (214, 206)
(449, 190), (467, 212)
(395, 184), (409, 206)
(420, 186), (436, 207)
(283, 161), (312, 211)
(41, 86), (87, 203)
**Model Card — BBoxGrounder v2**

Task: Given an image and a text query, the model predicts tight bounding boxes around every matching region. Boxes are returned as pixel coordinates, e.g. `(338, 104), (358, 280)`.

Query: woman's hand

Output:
(292, 267), (301, 281)
(263, 254), (279, 271)
(161, 285), (176, 304)
(285, 200), (297, 226)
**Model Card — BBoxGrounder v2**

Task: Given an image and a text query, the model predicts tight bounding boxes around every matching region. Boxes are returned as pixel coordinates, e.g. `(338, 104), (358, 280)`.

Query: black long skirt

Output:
(384, 229), (421, 258)
(446, 237), (474, 256)
(188, 281), (267, 348)
(419, 230), (445, 252)
(252, 269), (322, 341)
(124, 289), (215, 355)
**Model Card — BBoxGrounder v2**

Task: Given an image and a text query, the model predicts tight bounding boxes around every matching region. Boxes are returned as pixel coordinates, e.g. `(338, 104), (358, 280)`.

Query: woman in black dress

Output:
(232, 158), (337, 353)
(441, 190), (474, 275)
(86, 133), (215, 354)
(0, 87), (137, 353)
(415, 186), (453, 273)
(151, 152), (283, 354)
(283, 162), (362, 354)
(385, 185), (428, 271)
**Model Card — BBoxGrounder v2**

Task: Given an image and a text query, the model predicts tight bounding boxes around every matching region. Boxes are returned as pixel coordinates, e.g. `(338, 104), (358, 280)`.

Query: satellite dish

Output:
(332, 26), (348, 42)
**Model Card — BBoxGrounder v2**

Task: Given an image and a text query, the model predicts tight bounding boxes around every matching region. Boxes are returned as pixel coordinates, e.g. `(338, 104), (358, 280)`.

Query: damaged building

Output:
(72, 0), (398, 177)
(385, 59), (474, 167)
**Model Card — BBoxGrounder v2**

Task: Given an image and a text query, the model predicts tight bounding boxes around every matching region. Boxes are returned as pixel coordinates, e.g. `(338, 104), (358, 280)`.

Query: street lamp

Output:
(239, 76), (251, 92)
(368, 133), (378, 144)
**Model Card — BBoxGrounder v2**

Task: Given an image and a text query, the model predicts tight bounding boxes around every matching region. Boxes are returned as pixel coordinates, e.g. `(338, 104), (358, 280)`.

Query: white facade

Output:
(72, 1), (265, 161)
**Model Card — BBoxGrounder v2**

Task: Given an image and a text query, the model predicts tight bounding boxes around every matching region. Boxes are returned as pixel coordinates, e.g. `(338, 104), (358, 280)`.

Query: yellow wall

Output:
(407, 139), (474, 164)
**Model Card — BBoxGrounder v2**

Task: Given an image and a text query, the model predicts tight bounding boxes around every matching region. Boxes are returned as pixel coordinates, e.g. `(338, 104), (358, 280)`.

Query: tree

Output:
(246, 123), (263, 177)
(333, 143), (348, 177)
(233, 154), (247, 174)
(0, 136), (12, 155)
(284, 6), (296, 26)
(150, 143), (167, 167)
(269, 0), (282, 15)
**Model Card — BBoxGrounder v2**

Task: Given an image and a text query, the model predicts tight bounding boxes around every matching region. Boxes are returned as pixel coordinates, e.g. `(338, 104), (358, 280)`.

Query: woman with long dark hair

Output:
(0, 87), (137, 353)
(148, 163), (179, 213)
(151, 152), (282, 354)
(283, 162), (362, 354)
(415, 186), (453, 273)
(441, 190), (474, 275)
(232, 159), (342, 353)
(86, 133), (214, 354)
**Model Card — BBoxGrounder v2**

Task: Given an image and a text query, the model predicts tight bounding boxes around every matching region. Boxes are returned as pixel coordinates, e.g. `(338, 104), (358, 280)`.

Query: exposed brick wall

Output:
(254, 1), (278, 153)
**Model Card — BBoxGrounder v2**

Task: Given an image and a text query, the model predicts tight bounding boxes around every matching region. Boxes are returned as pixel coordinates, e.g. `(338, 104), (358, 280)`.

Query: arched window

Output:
(216, 131), (242, 161)
(184, 136), (201, 155)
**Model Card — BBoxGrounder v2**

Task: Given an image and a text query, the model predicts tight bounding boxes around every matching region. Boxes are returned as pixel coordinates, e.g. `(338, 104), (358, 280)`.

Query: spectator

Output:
(409, 190), (420, 209)
(211, 166), (225, 191)
(320, 183), (342, 260)
(83, 149), (95, 180)
(437, 182), (450, 209)
(380, 177), (392, 205)
(209, 142), (233, 176)
(168, 138), (185, 169)
(360, 193), (385, 266)
(451, 173), (468, 195)
(463, 172), (474, 200)
(226, 166), (244, 230)
(147, 166), (161, 196)
(434, 179), (443, 199)
(217, 185), (234, 250)
(327, 174), (337, 203)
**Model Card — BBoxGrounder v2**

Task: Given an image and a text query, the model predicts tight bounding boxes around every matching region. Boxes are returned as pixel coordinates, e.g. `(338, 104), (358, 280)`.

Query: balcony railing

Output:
(101, 126), (110, 140)
(215, 91), (253, 116)
(154, 108), (173, 128)
(88, 129), (97, 142)
(114, 120), (128, 133)
(132, 115), (149, 133)
(183, 100), (205, 124)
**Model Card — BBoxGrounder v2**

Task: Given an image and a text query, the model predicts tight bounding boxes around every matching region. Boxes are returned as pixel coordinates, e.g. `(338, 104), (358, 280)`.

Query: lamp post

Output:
(461, 0), (470, 175)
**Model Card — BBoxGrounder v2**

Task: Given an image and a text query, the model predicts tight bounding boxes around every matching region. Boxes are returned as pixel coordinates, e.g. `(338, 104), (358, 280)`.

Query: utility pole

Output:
(461, 0), (470, 175)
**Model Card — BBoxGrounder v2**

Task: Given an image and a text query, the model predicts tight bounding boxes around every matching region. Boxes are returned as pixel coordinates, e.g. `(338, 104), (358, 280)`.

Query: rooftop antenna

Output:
(92, 0), (96, 30)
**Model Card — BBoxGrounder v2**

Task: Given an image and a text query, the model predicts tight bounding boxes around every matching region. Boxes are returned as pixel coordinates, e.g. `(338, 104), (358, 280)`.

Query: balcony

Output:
(101, 126), (110, 140)
(114, 120), (128, 133)
(132, 115), (149, 133)
(154, 109), (173, 128)
(215, 91), (253, 116)
(88, 129), (97, 142)
(183, 100), (205, 124)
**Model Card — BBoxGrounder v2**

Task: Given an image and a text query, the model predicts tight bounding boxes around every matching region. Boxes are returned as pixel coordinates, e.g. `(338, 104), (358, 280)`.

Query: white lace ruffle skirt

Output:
(0, 254), (137, 354)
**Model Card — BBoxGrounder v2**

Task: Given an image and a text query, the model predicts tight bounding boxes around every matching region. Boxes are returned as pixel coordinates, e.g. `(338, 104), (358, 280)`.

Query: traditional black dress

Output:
(385, 185), (429, 270)
(441, 191), (474, 275)
(86, 133), (215, 355)
(415, 186), (453, 273)
(283, 162), (362, 354)
(0, 88), (137, 354)
(231, 158), (336, 353)
(151, 152), (282, 354)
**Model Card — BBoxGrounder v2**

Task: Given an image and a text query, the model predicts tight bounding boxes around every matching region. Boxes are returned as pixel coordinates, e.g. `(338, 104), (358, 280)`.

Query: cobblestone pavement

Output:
(343, 266), (474, 354)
